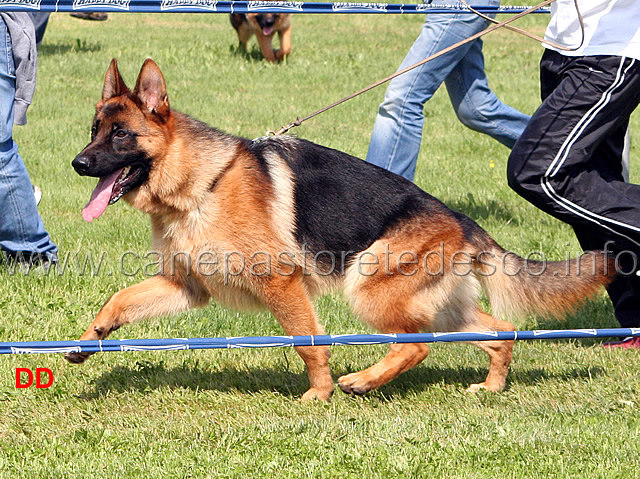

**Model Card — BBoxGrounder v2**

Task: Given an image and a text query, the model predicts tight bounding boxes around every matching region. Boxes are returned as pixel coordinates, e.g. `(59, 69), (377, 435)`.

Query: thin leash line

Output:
(459, 0), (584, 52)
(256, 0), (557, 141)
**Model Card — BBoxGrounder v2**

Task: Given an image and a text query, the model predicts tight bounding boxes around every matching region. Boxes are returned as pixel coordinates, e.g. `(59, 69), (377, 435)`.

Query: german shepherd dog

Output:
(66, 59), (613, 401)
(230, 13), (291, 63)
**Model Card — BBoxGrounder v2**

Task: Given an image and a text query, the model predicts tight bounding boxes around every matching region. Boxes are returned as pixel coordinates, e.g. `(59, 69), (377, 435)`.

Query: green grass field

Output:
(0, 7), (639, 478)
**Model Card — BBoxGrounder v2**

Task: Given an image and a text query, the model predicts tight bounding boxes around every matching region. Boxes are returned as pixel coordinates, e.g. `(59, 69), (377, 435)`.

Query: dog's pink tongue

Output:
(82, 168), (123, 223)
(263, 26), (274, 36)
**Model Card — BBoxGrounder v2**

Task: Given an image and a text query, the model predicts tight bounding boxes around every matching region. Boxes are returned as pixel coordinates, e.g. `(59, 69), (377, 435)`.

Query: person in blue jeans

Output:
(0, 14), (57, 267)
(367, 0), (530, 181)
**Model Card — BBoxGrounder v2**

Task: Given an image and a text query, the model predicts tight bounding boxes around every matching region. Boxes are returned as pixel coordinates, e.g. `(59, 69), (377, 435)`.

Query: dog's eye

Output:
(91, 126), (97, 139)
(114, 130), (127, 139)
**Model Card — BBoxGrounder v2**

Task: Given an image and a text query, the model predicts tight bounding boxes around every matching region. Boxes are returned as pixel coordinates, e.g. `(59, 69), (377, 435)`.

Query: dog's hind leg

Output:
(338, 240), (440, 395)
(463, 310), (515, 393)
(338, 336), (430, 395)
(338, 273), (434, 395)
(339, 226), (508, 395)
(64, 275), (209, 364)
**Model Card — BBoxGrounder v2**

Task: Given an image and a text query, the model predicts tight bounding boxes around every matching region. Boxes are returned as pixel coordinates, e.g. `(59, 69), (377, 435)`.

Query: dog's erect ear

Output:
(102, 58), (130, 102)
(133, 58), (170, 122)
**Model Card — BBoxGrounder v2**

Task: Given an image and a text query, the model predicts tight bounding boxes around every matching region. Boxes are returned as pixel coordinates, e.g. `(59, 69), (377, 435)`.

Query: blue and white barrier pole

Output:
(0, 1), (550, 14)
(2, 328), (638, 355)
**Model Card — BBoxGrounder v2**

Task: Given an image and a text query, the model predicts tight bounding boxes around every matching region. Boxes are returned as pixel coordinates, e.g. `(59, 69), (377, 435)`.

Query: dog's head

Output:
(73, 58), (170, 222)
(251, 13), (281, 36)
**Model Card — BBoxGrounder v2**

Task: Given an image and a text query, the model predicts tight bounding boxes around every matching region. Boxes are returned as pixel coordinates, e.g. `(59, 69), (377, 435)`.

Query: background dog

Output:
(66, 59), (613, 401)
(230, 13), (291, 63)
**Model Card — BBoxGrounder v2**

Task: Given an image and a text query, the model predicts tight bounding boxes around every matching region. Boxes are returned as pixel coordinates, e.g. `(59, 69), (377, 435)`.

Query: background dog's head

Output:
(247, 13), (286, 36)
(72, 59), (169, 222)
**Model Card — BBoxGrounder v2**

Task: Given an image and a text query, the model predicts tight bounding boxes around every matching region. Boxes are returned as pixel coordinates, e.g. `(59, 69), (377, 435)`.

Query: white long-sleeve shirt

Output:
(544, 0), (640, 60)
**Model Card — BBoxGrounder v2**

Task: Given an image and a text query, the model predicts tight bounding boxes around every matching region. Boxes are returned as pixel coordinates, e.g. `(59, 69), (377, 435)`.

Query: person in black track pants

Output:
(508, 0), (640, 348)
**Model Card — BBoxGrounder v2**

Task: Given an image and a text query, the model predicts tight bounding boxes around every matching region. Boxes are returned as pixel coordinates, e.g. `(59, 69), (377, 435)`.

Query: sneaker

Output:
(602, 337), (640, 350)
(33, 185), (42, 206)
(2, 251), (57, 272)
(70, 12), (108, 21)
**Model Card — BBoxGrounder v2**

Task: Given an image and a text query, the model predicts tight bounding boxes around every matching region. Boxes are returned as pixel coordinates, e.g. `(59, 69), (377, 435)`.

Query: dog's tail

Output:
(467, 226), (615, 319)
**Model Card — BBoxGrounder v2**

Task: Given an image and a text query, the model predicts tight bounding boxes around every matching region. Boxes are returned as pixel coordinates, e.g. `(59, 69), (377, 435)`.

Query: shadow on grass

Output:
(445, 196), (520, 226)
(76, 300), (616, 400)
(78, 359), (605, 401)
(39, 39), (102, 56)
(228, 44), (274, 63)
(526, 300), (620, 347)
(361, 364), (606, 400)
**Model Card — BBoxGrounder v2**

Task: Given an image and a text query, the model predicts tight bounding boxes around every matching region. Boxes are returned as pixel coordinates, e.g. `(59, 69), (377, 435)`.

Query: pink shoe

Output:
(602, 337), (640, 350)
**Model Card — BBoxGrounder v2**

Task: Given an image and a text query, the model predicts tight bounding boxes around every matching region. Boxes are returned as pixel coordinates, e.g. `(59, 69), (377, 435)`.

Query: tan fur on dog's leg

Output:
(275, 27), (291, 61)
(255, 32), (277, 63)
(236, 22), (253, 51)
(259, 274), (333, 401)
(465, 311), (515, 392)
(338, 340), (430, 395)
(64, 276), (208, 364)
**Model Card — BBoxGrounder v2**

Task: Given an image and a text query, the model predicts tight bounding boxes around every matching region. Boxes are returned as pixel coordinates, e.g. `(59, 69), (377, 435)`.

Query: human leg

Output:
(508, 53), (640, 246)
(0, 19), (57, 262)
(366, 2), (493, 181)
(445, 37), (530, 148)
(573, 224), (640, 330)
(28, 13), (50, 45)
(508, 51), (640, 326)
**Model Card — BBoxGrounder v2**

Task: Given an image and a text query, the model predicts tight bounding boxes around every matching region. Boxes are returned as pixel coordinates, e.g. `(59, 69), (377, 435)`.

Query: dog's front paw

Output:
(301, 386), (333, 402)
(337, 372), (375, 396)
(466, 380), (504, 393)
(64, 351), (92, 364)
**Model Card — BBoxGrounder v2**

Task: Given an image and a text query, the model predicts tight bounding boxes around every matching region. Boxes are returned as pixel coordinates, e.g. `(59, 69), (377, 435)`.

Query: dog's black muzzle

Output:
(72, 155), (92, 176)
(72, 145), (115, 178)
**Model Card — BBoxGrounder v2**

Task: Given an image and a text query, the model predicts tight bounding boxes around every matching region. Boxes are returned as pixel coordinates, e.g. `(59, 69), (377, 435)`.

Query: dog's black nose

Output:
(72, 156), (91, 175)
